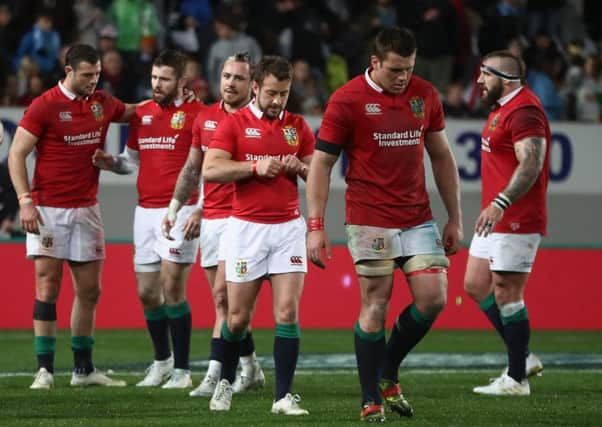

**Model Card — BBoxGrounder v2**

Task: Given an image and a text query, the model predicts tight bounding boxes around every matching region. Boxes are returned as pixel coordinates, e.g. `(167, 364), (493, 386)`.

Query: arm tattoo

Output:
(173, 158), (201, 203)
(504, 137), (546, 202)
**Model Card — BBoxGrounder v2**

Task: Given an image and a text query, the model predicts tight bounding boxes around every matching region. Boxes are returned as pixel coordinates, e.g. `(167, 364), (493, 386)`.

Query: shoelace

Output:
(215, 382), (229, 400)
(288, 394), (302, 406)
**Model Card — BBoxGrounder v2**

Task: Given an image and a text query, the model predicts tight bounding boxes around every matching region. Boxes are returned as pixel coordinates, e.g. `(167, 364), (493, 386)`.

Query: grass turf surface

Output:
(1, 330), (601, 426)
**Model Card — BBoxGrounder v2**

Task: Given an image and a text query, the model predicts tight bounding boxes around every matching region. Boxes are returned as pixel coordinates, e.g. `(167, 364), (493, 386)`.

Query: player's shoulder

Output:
(283, 110), (309, 128)
(90, 89), (118, 105)
(329, 75), (366, 103)
(30, 85), (62, 107)
(407, 75), (439, 98)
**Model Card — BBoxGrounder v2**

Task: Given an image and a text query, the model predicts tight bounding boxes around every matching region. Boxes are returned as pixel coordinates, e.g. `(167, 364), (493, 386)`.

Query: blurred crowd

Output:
(0, 0), (601, 122)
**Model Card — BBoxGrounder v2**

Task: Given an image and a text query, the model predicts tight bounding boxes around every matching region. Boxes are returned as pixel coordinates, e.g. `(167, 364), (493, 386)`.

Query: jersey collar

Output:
(58, 80), (77, 100)
(364, 68), (384, 93)
(249, 99), (284, 120)
(498, 86), (523, 106)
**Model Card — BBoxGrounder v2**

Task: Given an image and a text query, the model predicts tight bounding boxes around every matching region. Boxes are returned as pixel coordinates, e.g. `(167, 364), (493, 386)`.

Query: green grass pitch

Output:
(1, 329), (601, 426)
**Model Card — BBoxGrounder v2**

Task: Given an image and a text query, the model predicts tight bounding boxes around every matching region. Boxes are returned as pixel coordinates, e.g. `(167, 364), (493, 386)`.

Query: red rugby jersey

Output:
(480, 87), (550, 234)
(127, 100), (204, 208)
(318, 70), (445, 228)
(191, 101), (235, 219)
(19, 82), (125, 207)
(210, 102), (315, 223)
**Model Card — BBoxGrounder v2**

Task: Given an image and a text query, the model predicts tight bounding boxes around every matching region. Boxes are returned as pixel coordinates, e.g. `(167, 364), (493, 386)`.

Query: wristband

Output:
(308, 217), (324, 232)
(167, 198), (182, 222)
(492, 192), (511, 210)
(251, 160), (258, 176)
(18, 192), (33, 205)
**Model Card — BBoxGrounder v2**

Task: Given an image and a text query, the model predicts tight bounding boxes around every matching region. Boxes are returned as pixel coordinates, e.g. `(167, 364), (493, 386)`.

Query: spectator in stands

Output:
(442, 81), (474, 118)
(1, 74), (19, 106)
(13, 10), (61, 74)
(106, 0), (160, 67)
(287, 58), (326, 115)
(0, 4), (20, 89)
(398, 0), (458, 93)
(17, 75), (44, 106)
(477, 0), (525, 56)
(98, 24), (118, 54)
(74, 0), (106, 48)
(98, 49), (136, 103)
(575, 54), (602, 122)
(206, 8), (261, 101)
(15, 56), (40, 99)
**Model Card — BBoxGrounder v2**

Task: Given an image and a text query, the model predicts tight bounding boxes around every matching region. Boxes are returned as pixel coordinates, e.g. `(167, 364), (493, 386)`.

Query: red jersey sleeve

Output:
(317, 92), (351, 146)
(507, 107), (548, 143)
(297, 118), (315, 159)
(209, 114), (237, 154)
(108, 95), (126, 122)
(126, 113), (140, 150)
(426, 88), (445, 132)
(19, 97), (47, 137)
(191, 113), (203, 149)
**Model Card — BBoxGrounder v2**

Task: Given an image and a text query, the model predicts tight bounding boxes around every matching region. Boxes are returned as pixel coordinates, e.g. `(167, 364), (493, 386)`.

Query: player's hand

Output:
(442, 219), (463, 255)
(19, 203), (43, 235)
(92, 148), (114, 170)
(256, 157), (284, 178)
(282, 154), (306, 177)
(162, 214), (176, 241)
(182, 209), (202, 241)
(307, 229), (331, 269)
(182, 87), (198, 102)
(475, 204), (504, 237)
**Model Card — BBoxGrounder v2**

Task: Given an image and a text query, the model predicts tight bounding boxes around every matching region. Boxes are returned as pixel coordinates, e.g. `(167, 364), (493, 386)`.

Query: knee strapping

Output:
(33, 299), (57, 321)
(402, 254), (449, 276)
(355, 259), (395, 277)
(134, 262), (161, 273)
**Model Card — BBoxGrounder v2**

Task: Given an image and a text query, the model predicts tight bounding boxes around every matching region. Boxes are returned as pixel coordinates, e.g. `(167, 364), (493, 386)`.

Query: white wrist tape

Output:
(167, 199), (182, 223)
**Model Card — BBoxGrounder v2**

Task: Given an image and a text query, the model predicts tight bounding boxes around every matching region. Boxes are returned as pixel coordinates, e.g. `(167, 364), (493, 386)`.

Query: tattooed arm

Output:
(173, 147), (203, 204)
(503, 136), (547, 202)
(475, 135), (546, 237)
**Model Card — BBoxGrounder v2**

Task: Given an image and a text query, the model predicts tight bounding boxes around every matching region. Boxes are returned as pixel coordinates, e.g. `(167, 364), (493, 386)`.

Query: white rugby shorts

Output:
(469, 232), (542, 273)
(134, 205), (199, 265)
(26, 204), (105, 261)
(224, 216), (307, 283)
(346, 220), (445, 263)
(200, 217), (229, 268)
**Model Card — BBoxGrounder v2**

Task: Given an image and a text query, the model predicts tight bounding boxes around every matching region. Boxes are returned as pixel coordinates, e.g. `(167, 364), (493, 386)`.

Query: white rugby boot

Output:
(70, 369), (127, 387)
(209, 379), (233, 411)
(189, 373), (218, 397)
(136, 356), (174, 387)
(271, 393), (309, 415)
(161, 368), (192, 389)
(473, 374), (530, 396)
(30, 368), (54, 389)
(232, 361), (265, 394)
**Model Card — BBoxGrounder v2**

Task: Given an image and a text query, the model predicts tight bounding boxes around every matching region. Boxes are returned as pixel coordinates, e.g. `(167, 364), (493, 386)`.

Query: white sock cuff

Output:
(499, 300), (525, 318)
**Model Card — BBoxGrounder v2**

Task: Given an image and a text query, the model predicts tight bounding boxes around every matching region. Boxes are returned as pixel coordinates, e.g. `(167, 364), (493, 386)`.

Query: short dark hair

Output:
(483, 50), (526, 82)
(65, 44), (100, 70)
(153, 49), (188, 79)
(372, 27), (417, 61)
(252, 55), (293, 85)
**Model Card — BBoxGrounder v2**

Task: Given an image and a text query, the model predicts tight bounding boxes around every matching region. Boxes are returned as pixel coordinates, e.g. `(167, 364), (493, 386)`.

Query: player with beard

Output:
(92, 50), (204, 389)
(162, 53), (265, 398)
(465, 50), (549, 395)
(202, 56), (314, 415)
(8, 44), (143, 389)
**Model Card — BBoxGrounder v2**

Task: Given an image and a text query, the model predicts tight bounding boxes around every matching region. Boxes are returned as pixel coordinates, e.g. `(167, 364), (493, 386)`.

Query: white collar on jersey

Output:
(249, 99), (284, 120)
(58, 80), (77, 100)
(364, 68), (384, 93)
(173, 98), (184, 107)
(498, 86), (524, 106)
